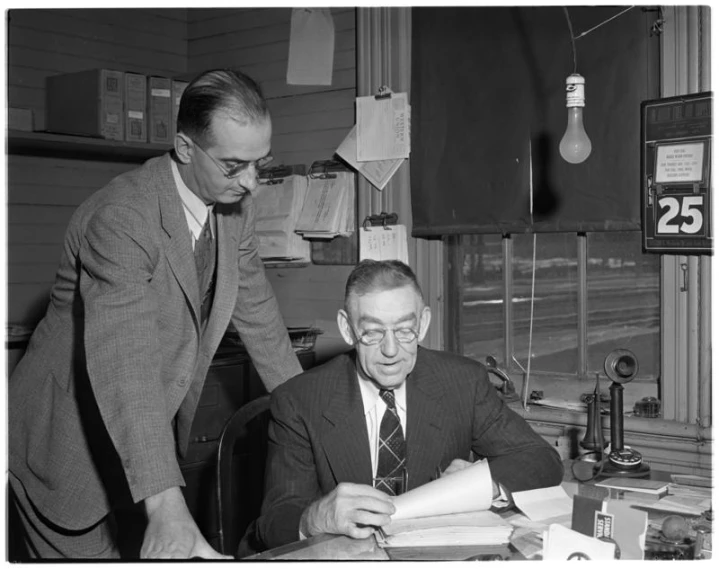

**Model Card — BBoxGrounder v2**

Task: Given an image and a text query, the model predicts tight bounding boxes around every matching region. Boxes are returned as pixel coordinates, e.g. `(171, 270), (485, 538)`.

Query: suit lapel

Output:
(320, 354), (373, 485)
(406, 348), (447, 490)
(157, 155), (202, 327)
(200, 205), (239, 352)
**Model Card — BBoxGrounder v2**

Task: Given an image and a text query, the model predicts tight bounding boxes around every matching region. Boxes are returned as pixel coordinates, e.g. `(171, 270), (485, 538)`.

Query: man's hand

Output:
(141, 487), (231, 559)
(299, 482), (395, 540)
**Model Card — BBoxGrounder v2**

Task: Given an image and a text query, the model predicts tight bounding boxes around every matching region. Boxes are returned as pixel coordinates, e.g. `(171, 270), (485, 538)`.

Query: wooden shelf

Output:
(6, 129), (171, 163)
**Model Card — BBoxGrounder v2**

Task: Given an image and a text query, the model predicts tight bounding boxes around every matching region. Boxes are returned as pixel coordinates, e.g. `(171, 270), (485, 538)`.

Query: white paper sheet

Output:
(512, 485), (573, 522)
(543, 524), (617, 560)
(336, 125), (405, 190)
(287, 8), (335, 86)
(389, 459), (493, 522)
(360, 225), (408, 264)
(356, 92), (410, 162)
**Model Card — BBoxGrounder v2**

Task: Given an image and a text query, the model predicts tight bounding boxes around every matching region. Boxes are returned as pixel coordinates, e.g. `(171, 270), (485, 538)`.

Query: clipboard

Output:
(306, 159), (359, 265)
(258, 163), (307, 185)
(360, 212), (409, 264)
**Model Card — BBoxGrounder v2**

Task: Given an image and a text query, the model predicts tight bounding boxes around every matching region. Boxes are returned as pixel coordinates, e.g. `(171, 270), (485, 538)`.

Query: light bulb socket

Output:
(565, 73), (586, 108)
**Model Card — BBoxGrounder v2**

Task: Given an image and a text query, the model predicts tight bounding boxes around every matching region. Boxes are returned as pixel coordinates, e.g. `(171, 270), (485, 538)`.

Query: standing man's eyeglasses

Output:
(192, 140), (273, 179)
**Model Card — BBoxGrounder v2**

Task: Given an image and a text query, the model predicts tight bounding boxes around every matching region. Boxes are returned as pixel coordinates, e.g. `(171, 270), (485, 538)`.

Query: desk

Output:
(244, 467), (710, 561)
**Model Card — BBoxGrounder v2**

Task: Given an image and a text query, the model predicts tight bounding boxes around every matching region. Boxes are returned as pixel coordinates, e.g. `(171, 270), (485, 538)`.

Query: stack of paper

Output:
(253, 174), (311, 262)
(377, 511), (513, 547)
(336, 125), (405, 190)
(295, 171), (355, 239)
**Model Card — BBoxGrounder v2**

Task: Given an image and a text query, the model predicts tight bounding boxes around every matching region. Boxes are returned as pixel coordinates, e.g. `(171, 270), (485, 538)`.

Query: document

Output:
(253, 173), (311, 262)
(512, 485), (573, 522)
(389, 459), (493, 522)
(377, 511), (512, 547)
(336, 125), (405, 190)
(287, 8), (335, 86)
(543, 524), (617, 560)
(360, 225), (408, 264)
(295, 171), (355, 238)
(356, 92), (411, 162)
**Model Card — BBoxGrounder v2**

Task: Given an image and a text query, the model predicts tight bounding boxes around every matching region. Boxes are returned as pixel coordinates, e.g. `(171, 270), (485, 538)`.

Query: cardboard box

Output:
(45, 69), (124, 140)
(171, 80), (189, 138)
(148, 76), (172, 145)
(124, 72), (147, 142)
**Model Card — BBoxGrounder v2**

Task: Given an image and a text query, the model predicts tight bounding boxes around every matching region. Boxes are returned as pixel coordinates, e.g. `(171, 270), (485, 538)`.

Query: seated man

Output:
(252, 259), (564, 550)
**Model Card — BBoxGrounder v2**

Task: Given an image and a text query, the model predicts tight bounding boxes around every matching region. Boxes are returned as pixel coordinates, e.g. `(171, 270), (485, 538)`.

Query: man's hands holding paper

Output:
(299, 482), (395, 540)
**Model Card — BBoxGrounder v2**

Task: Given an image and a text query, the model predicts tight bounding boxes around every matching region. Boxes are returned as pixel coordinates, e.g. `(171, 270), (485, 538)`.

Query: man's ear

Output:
(174, 132), (193, 164)
(337, 309), (355, 346)
(417, 305), (432, 342)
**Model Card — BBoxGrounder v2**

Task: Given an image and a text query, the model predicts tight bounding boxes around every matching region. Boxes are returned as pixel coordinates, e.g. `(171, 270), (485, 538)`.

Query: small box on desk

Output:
(46, 68), (124, 140)
(124, 72), (147, 142)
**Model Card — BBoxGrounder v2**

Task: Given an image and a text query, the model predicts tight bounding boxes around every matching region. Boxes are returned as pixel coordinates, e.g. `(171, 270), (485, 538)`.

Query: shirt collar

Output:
(357, 373), (407, 416)
(171, 158), (213, 231)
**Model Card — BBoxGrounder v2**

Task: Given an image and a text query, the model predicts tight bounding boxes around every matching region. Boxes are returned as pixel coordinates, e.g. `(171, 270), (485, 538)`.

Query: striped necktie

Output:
(375, 389), (407, 495)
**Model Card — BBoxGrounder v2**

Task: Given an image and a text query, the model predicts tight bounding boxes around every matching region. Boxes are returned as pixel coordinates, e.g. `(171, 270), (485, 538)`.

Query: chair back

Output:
(215, 394), (271, 556)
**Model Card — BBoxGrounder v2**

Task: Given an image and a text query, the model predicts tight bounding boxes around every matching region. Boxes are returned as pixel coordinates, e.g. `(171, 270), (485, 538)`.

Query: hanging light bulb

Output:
(559, 73), (592, 164)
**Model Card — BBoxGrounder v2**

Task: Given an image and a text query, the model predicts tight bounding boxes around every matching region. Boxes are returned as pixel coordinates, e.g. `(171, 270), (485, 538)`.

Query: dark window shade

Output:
(410, 7), (660, 237)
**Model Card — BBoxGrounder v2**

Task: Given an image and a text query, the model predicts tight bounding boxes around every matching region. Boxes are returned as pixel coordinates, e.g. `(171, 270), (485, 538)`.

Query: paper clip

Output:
(309, 159), (348, 180)
(374, 85), (392, 100)
(362, 212), (398, 231)
(259, 164), (305, 185)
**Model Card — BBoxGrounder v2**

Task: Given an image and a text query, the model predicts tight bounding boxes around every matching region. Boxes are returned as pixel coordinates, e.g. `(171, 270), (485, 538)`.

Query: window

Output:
(451, 231), (661, 399)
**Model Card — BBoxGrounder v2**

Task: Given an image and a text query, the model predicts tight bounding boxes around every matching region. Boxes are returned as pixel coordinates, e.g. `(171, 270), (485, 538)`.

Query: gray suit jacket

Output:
(8, 154), (302, 530)
(254, 347), (564, 550)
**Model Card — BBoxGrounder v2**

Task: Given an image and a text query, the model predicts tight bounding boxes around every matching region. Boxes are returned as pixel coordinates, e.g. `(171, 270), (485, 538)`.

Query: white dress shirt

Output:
(171, 159), (214, 249)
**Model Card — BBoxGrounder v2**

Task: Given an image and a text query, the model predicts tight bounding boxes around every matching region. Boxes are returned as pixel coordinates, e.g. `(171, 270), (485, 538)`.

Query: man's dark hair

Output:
(344, 259), (424, 314)
(176, 69), (269, 144)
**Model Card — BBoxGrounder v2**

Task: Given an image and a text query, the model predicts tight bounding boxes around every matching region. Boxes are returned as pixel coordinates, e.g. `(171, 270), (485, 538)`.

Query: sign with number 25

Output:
(641, 92), (712, 255)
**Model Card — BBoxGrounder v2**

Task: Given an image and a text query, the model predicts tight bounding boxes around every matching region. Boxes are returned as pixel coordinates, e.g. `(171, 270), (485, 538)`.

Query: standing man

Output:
(8, 69), (303, 559)
(251, 260), (564, 551)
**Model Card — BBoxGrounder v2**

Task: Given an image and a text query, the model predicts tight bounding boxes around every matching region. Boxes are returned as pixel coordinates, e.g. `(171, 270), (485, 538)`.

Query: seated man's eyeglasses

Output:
(193, 140), (273, 179)
(355, 327), (420, 346)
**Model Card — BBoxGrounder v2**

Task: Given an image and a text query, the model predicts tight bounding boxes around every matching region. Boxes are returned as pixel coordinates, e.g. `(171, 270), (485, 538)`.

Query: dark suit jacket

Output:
(8, 154), (302, 530)
(254, 346), (564, 550)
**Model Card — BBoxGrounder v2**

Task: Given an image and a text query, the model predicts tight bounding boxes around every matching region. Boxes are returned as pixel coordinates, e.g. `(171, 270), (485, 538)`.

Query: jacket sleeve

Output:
(230, 195), (303, 392)
(469, 365), (564, 493)
(255, 388), (322, 550)
(82, 203), (184, 505)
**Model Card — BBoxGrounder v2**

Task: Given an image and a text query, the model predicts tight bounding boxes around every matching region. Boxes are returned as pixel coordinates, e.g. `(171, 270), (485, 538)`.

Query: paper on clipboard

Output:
(360, 225), (408, 264)
(287, 8), (335, 86)
(336, 125), (405, 190)
(356, 92), (410, 162)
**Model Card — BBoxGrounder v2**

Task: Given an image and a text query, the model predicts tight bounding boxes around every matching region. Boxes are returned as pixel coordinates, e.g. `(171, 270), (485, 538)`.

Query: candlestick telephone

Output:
(581, 349), (650, 478)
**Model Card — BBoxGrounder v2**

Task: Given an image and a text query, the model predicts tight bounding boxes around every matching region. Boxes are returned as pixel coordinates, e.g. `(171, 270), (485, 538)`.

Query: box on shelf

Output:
(171, 79), (189, 138)
(124, 72), (147, 142)
(8, 108), (34, 132)
(148, 76), (172, 145)
(45, 68), (124, 140)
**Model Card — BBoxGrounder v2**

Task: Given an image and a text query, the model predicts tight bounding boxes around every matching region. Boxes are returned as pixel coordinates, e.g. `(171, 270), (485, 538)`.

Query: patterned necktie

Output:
(376, 389), (407, 495)
(194, 213), (216, 324)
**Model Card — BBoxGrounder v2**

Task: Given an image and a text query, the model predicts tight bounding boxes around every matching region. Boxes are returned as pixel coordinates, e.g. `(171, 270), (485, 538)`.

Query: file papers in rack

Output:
(253, 174), (311, 262)
(356, 92), (411, 162)
(295, 171), (355, 239)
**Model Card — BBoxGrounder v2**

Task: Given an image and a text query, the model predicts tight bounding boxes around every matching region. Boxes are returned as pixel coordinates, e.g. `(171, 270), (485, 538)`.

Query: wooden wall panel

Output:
(186, 7), (357, 359)
(6, 10), (188, 326)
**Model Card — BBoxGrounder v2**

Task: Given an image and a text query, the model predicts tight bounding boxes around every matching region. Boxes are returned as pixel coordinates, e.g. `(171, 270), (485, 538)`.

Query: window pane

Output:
(460, 234), (504, 363)
(587, 232), (660, 381)
(512, 233), (579, 374)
